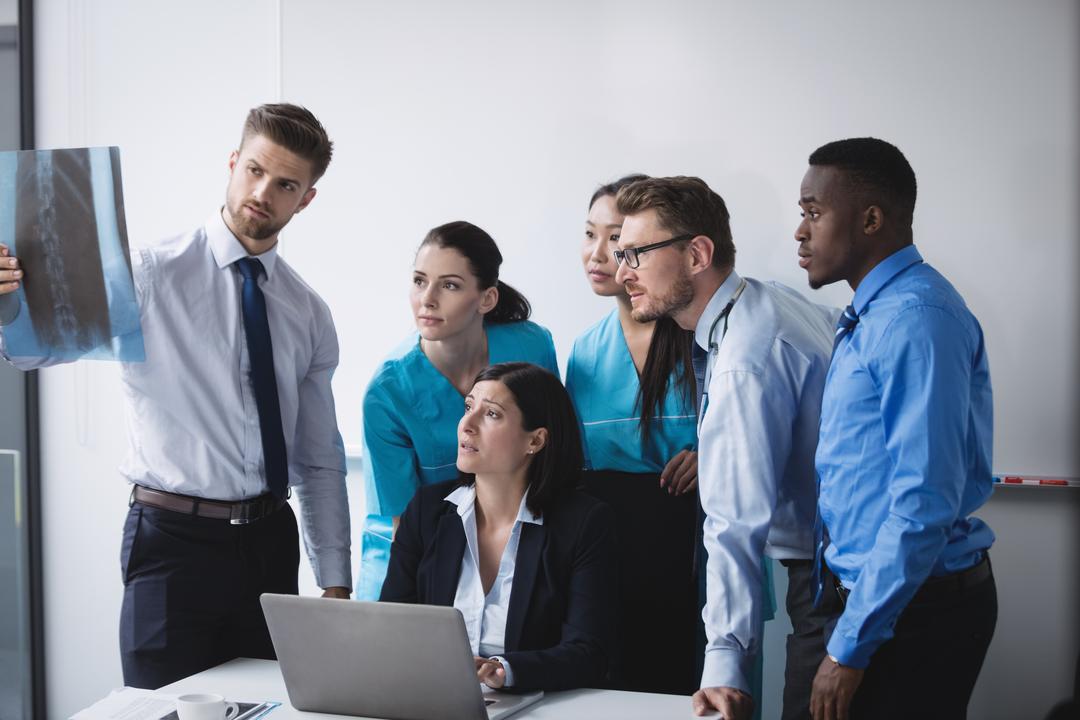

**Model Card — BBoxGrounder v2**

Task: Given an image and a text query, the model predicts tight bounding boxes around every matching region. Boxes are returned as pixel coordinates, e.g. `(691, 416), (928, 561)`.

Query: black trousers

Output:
(823, 561), (998, 720)
(119, 500), (300, 689)
(780, 559), (832, 720)
(581, 470), (699, 695)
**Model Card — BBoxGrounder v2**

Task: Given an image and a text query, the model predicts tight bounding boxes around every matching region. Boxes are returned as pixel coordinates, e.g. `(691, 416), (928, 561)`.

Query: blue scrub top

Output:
(357, 320), (559, 599)
(566, 309), (696, 472)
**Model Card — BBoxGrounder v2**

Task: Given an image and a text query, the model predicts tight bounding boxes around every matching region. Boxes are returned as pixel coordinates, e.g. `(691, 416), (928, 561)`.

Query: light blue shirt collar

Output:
(851, 245), (922, 315)
(208, 207), (281, 280)
(445, 484), (544, 526)
(694, 269), (743, 352)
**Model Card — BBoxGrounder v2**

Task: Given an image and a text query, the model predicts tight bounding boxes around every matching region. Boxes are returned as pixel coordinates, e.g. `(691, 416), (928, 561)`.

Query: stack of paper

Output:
(70, 688), (279, 720)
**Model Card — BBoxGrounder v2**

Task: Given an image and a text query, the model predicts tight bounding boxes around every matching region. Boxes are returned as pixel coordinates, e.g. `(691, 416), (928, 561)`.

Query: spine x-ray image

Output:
(0, 146), (143, 361)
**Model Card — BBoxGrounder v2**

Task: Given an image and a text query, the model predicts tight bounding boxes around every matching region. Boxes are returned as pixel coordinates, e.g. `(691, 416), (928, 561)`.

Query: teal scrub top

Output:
(565, 309), (697, 472)
(357, 320), (559, 599)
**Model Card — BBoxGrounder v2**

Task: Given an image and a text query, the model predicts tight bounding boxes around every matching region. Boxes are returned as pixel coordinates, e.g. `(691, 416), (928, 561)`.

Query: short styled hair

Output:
(459, 362), (583, 517)
(808, 137), (917, 224)
(240, 103), (334, 184)
(615, 176), (735, 270)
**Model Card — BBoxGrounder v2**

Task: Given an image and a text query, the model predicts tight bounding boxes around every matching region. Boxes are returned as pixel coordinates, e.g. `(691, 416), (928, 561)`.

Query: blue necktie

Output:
(812, 304), (860, 605)
(832, 304), (860, 356)
(692, 342), (709, 413)
(236, 258), (289, 500)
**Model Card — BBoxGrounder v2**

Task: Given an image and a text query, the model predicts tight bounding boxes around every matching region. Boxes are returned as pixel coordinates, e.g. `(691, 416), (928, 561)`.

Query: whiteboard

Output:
(259, 1), (1077, 477)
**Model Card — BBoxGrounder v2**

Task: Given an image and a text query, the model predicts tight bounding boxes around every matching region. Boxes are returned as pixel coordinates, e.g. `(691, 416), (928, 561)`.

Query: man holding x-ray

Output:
(0, 103), (351, 689)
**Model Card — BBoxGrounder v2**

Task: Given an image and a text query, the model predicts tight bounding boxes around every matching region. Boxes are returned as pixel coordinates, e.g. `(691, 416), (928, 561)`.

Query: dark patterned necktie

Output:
(692, 342), (709, 413)
(812, 304), (860, 605)
(237, 258), (288, 499)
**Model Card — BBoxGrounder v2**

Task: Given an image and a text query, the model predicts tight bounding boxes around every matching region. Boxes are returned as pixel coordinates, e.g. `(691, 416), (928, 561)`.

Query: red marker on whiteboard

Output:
(995, 475), (1078, 488)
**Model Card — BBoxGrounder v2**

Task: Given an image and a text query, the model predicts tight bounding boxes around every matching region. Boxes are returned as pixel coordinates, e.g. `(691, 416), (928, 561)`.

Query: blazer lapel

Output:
(429, 511), (466, 607)
(504, 522), (545, 652)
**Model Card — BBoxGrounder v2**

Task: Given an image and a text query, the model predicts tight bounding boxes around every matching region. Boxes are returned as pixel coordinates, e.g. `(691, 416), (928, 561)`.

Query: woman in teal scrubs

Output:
(567, 176), (699, 481)
(567, 176), (773, 705)
(358, 221), (558, 600)
(566, 175), (699, 695)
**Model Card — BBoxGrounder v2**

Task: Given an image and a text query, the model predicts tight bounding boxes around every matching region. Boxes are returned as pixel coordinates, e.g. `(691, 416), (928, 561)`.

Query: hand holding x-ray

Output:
(0, 245), (21, 295)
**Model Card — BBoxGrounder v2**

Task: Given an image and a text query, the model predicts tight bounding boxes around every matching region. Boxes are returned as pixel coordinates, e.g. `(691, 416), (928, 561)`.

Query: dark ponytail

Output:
(636, 316), (695, 444)
(590, 174), (693, 444)
(489, 280), (531, 324)
(420, 220), (531, 325)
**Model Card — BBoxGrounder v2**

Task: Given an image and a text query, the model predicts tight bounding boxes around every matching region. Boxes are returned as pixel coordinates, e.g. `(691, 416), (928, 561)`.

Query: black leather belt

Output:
(130, 485), (287, 525)
(835, 554), (992, 606)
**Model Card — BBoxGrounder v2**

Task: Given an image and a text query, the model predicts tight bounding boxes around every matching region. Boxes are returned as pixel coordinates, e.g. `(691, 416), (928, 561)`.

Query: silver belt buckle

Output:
(229, 501), (256, 525)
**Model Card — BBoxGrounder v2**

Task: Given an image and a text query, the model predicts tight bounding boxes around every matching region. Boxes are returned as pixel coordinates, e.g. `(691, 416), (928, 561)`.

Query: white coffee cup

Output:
(175, 693), (239, 720)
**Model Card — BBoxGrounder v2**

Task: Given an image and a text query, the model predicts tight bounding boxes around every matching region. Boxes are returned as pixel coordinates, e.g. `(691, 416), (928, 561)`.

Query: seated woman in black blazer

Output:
(380, 361), (617, 691)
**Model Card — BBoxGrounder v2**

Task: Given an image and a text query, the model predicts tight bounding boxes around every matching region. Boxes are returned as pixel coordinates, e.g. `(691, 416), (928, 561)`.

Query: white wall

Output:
(33, 1), (1078, 718)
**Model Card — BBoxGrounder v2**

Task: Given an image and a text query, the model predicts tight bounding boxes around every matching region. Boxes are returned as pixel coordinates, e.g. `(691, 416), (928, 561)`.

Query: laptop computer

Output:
(260, 594), (544, 720)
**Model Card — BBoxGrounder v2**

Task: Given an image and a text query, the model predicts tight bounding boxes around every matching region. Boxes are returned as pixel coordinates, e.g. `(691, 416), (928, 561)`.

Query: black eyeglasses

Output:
(613, 234), (695, 269)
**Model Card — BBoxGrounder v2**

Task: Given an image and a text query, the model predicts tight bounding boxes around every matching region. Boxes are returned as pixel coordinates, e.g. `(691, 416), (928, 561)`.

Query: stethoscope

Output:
(698, 277), (747, 423)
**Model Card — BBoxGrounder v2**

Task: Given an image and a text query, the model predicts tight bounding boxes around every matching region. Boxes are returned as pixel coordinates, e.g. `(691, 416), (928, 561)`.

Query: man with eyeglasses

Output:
(613, 176), (837, 720)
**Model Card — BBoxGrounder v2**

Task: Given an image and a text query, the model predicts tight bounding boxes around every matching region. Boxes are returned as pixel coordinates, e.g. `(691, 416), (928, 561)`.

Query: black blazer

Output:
(380, 479), (617, 691)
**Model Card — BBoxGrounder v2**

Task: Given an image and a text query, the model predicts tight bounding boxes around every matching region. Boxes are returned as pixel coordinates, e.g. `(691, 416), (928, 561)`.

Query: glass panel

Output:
(0, 449), (30, 719)
(0, 0), (18, 152)
(0, 4), (31, 718)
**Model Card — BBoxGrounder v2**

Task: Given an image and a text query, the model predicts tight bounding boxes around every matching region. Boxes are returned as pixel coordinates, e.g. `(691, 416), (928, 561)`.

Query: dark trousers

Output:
(824, 562), (998, 720)
(780, 559), (832, 720)
(119, 500), (300, 689)
(581, 470), (699, 695)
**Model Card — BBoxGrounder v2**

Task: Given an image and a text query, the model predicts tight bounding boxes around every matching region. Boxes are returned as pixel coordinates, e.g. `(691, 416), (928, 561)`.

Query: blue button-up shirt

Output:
(817, 244), (995, 667)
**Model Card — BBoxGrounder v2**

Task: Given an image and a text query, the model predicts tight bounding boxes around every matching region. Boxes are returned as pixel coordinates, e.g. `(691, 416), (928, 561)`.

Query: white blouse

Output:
(445, 484), (543, 687)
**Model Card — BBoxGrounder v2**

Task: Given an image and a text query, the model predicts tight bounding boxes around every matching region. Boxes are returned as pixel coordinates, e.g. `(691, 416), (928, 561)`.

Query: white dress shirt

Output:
(0, 209), (351, 589)
(446, 484), (543, 688)
(695, 270), (836, 692)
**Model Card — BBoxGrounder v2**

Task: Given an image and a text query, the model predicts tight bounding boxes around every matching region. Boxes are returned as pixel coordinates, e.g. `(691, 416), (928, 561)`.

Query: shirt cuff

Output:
(700, 647), (752, 694)
(310, 548), (353, 591)
(825, 624), (875, 669)
(490, 656), (514, 688)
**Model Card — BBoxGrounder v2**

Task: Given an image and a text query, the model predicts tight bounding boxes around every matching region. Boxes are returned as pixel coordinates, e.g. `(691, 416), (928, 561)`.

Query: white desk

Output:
(160, 658), (712, 719)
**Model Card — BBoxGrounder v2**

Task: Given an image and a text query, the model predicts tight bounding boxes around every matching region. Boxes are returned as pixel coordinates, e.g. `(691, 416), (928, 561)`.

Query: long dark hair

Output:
(420, 221), (531, 324)
(460, 362), (583, 517)
(589, 176), (695, 444)
(637, 317), (694, 444)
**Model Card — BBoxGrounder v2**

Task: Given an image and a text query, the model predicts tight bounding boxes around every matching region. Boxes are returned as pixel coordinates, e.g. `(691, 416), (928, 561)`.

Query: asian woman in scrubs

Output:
(566, 175), (700, 695)
(358, 221), (559, 599)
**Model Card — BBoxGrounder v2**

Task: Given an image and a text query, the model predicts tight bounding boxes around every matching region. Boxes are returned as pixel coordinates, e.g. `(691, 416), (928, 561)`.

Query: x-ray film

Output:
(0, 146), (144, 361)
